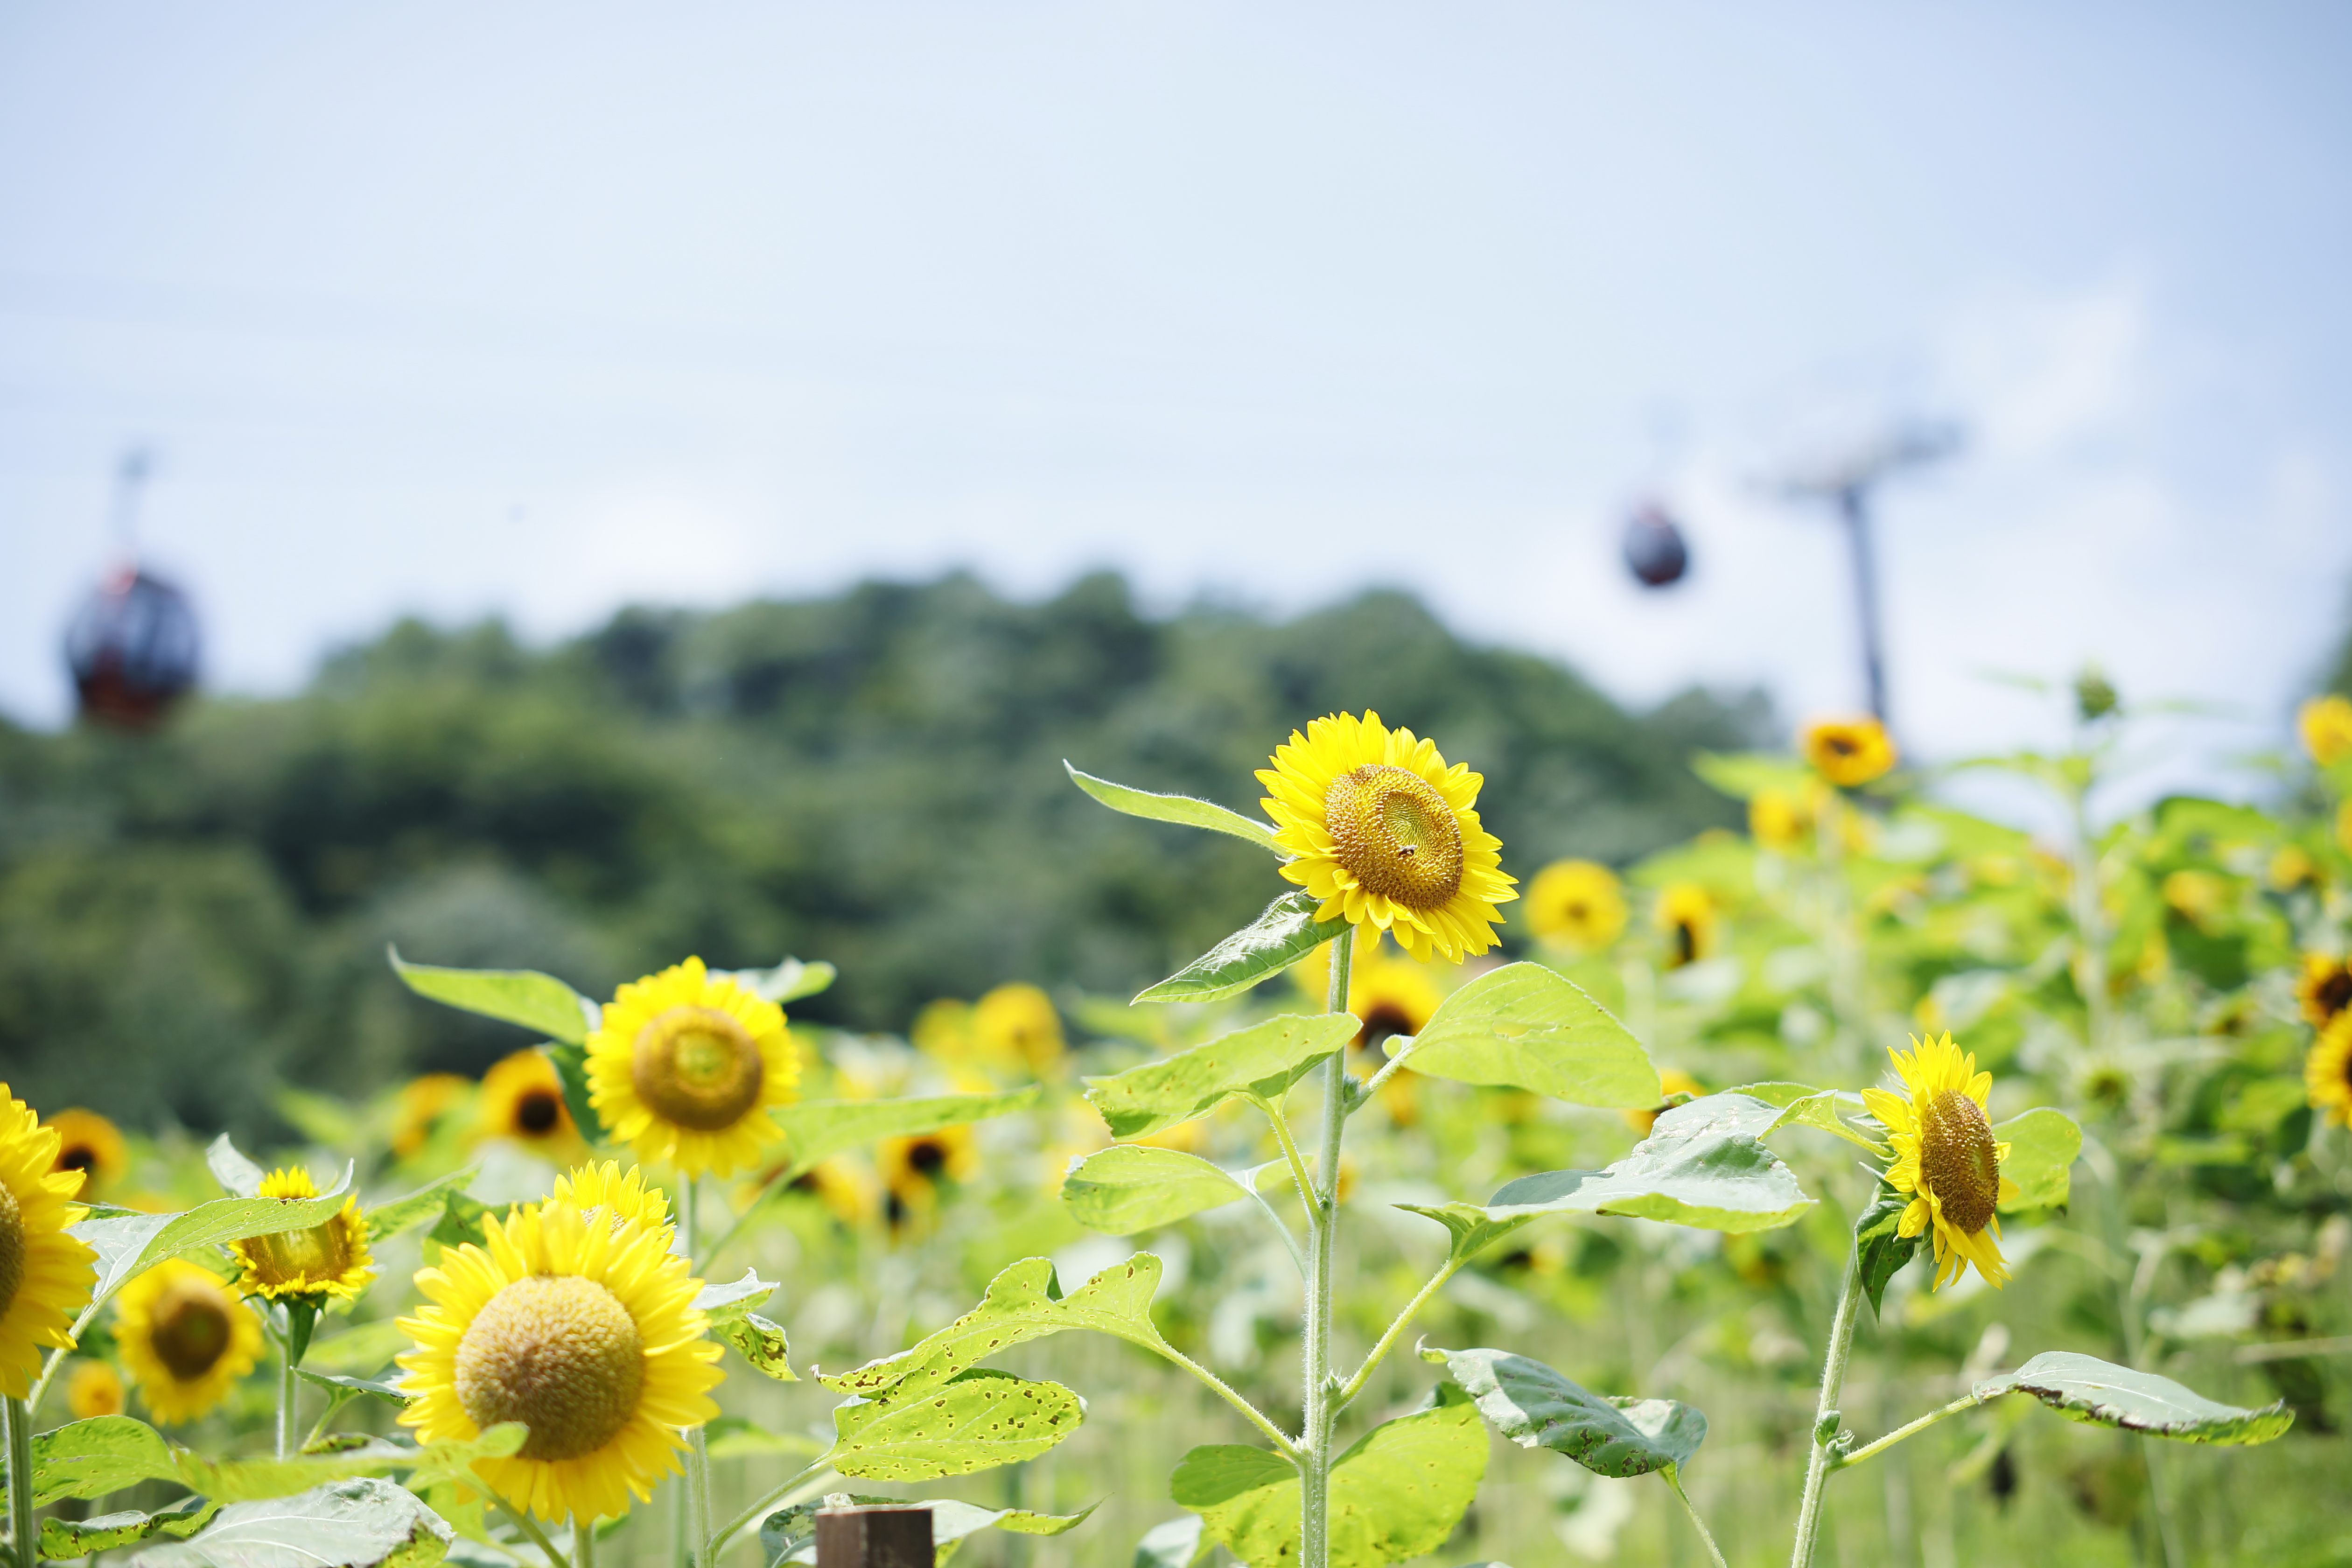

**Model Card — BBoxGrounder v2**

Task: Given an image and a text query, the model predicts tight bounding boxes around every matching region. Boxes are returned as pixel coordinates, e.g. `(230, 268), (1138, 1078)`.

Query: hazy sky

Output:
(3, 3), (2347, 805)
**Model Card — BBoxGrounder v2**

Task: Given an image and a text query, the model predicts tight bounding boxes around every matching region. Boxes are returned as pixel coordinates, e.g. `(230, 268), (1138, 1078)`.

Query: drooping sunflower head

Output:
(1654, 883), (1718, 969)
(0, 1088), (98, 1399)
(586, 958), (798, 1178)
(393, 1073), (473, 1158)
(1525, 860), (1628, 952)
(1257, 712), (1518, 963)
(550, 1161), (673, 1238)
(229, 1167), (374, 1303)
(65, 1358), (126, 1419)
(972, 984), (1065, 1076)
(2307, 1014), (2352, 1129)
(116, 1259), (263, 1424)
(880, 1124), (980, 1229)
(1862, 1034), (2019, 1290)
(43, 1109), (129, 1197)
(1803, 717), (1897, 788)
(2296, 953), (2352, 1031)
(2300, 694), (2352, 768)
(398, 1199), (723, 1522)
(479, 1050), (583, 1157)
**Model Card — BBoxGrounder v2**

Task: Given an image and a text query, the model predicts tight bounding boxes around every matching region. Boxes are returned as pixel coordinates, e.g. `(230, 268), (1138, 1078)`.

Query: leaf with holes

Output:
(1421, 1345), (1705, 1478)
(1402, 964), (1659, 1108)
(770, 1090), (1038, 1184)
(1060, 1146), (1252, 1234)
(1995, 1108), (2082, 1211)
(1474, 1094), (1814, 1233)
(824, 1254), (1170, 1399)
(761, 1491), (1096, 1566)
(1083, 1015), (1358, 1139)
(823, 1369), (1087, 1481)
(1172, 1386), (1486, 1568)
(1975, 1352), (2291, 1444)
(1065, 762), (1282, 854)
(42, 1496), (220, 1558)
(68, 1180), (357, 1331)
(133, 1478), (453, 1568)
(1133, 893), (1351, 1005)
(387, 946), (596, 1043)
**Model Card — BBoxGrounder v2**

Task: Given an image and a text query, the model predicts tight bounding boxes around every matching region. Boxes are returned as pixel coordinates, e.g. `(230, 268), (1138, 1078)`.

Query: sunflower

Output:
(910, 999), (977, 1064)
(2162, 869), (2232, 931)
(972, 984), (1065, 1076)
(392, 1073), (472, 1158)
(1862, 1035), (2019, 1290)
(1655, 883), (1718, 969)
(116, 1260), (264, 1423)
(43, 1108), (129, 1197)
(1748, 789), (1812, 852)
(397, 1199), (722, 1522)
(586, 958), (798, 1178)
(1257, 711), (1517, 963)
(65, 1358), (125, 1419)
(479, 1050), (584, 1158)
(1525, 860), (1628, 952)
(2296, 953), (2352, 1030)
(1624, 1068), (1705, 1137)
(0, 1089), (98, 1398)
(880, 1124), (981, 1226)
(2306, 1013), (2352, 1129)
(1803, 717), (1897, 788)
(791, 1158), (882, 1226)
(228, 1167), (374, 1303)
(2300, 694), (2352, 767)
(549, 1161), (673, 1238)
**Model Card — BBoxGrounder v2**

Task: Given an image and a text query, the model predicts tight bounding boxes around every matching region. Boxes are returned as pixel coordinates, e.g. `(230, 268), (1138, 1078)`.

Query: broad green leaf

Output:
(706, 1417), (825, 1463)
(824, 1368), (1087, 1480)
(1390, 1203), (1535, 1268)
(1134, 893), (1350, 1005)
(34, 1415), (177, 1506)
(1061, 1146), (1250, 1234)
(71, 1178), (357, 1325)
(387, 946), (595, 1044)
(206, 1134), (266, 1197)
(1083, 1015), (1358, 1139)
(362, 1168), (480, 1244)
(825, 1254), (1171, 1399)
(1477, 1094), (1815, 1233)
(544, 1041), (601, 1144)
(1403, 964), (1659, 1109)
(1975, 1352), (2291, 1444)
(295, 1370), (413, 1409)
(1065, 762), (1281, 854)
(1173, 1386), (1487, 1568)
(694, 1268), (778, 1317)
(693, 1271), (797, 1381)
(1422, 1345), (1704, 1477)
(33, 1416), (528, 1507)
(1853, 1182), (1920, 1319)
(770, 1089), (1039, 1183)
(1745, 1086), (1885, 1153)
(1995, 1108), (2082, 1211)
(427, 1192), (493, 1253)
(761, 1491), (1095, 1567)
(1131, 1515), (1209, 1568)
(719, 955), (838, 1003)
(42, 1496), (220, 1557)
(133, 1478), (453, 1568)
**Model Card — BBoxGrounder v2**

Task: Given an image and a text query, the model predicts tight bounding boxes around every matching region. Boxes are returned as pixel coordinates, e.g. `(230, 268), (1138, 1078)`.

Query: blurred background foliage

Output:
(0, 571), (1767, 1134)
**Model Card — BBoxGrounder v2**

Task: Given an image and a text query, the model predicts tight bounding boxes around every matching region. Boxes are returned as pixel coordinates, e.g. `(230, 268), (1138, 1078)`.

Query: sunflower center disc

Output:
(0, 1182), (24, 1320)
(1919, 1088), (2001, 1236)
(153, 1285), (233, 1381)
(248, 1221), (345, 1289)
(515, 1091), (564, 1136)
(59, 1145), (98, 1175)
(456, 1274), (645, 1462)
(632, 1006), (765, 1131)
(1323, 765), (1464, 911)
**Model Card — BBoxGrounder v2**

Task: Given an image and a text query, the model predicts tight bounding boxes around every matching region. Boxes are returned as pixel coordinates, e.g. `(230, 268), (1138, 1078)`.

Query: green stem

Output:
(1663, 1465), (1728, 1568)
(708, 1462), (830, 1557)
(1789, 1248), (1863, 1568)
(1353, 1037), (1420, 1106)
(678, 1177), (712, 1568)
(276, 1335), (297, 1461)
(1251, 1095), (1319, 1215)
(492, 1497), (574, 1568)
(6, 1395), (36, 1568)
(1831, 1394), (1982, 1472)
(574, 1515), (596, 1568)
(1299, 926), (1356, 1568)
(1335, 1259), (1461, 1410)
(1150, 1344), (1300, 1459)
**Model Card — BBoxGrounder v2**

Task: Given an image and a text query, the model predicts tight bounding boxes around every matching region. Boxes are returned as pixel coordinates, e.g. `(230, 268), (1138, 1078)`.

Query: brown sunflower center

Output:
(906, 1138), (948, 1178)
(456, 1274), (645, 1462)
(1323, 765), (1464, 911)
(58, 1144), (99, 1175)
(1826, 735), (1856, 756)
(0, 1182), (24, 1321)
(1919, 1088), (2001, 1236)
(152, 1284), (234, 1381)
(2317, 969), (2352, 1023)
(632, 1006), (766, 1131)
(1357, 1003), (1418, 1058)
(513, 1090), (565, 1137)
(245, 1218), (350, 1288)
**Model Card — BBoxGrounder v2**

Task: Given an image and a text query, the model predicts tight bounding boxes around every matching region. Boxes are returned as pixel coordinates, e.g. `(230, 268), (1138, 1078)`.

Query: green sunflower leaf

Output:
(205, 1133), (267, 1198)
(1853, 1181), (1921, 1319)
(1421, 1345), (1705, 1477)
(1994, 1107), (2082, 1211)
(542, 1041), (601, 1145)
(32, 1417), (529, 1510)
(1389, 1203), (1535, 1269)
(768, 1089), (1040, 1185)
(386, 946), (597, 1045)
(32, 1415), (179, 1506)
(1082, 1014), (1358, 1138)
(1064, 762), (1282, 854)
(1400, 964), (1659, 1108)
(823, 1368), (1088, 1481)
(1975, 1352), (2291, 1444)
(1172, 1386), (1486, 1568)
(715, 1312), (798, 1381)
(1724, 1084), (1886, 1153)
(40, 1495), (221, 1557)
(1130, 1515), (1211, 1568)
(302, 1320), (411, 1377)
(69, 1176), (358, 1329)
(362, 1167), (481, 1244)
(294, 1370), (414, 1409)
(130, 1477), (454, 1568)
(823, 1254), (1172, 1399)
(1059, 1145), (1253, 1234)
(1472, 1094), (1815, 1234)
(1132, 893), (1350, 1005)
(718, 955), (838, 1003)
(761, 1491), (1097, 1566)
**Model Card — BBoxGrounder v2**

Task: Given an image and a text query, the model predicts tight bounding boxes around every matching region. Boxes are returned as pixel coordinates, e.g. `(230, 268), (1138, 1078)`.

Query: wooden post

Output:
(814, 1505), (932, 1568)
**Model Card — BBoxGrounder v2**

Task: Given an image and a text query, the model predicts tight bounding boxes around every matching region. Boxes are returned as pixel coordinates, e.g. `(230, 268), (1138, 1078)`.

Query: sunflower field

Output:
(4, 682), (2351, 1568)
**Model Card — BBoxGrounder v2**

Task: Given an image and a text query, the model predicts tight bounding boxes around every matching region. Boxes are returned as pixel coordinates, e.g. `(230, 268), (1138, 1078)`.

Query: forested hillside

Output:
(0, 573), (1767, 1133)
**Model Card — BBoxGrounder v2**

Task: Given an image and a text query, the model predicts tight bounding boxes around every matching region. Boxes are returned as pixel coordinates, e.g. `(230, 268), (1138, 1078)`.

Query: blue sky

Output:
(2, 3), (2346, 805)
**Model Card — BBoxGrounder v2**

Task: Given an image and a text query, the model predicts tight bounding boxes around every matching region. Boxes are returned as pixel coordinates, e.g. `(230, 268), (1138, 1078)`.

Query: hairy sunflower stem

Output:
(1335, 1259), (1462, 1411)
(1353, 1037), (1421, 1105)
(574, 1515), (596, 1568)
(1830, 1393), (1982, 1471)
(275, 1332), (298, 1460)
(1151, 1344), (1301, 1458)
(1250, 1096), (1320, 1220)
(1789, 1247), (1864, 1568)
(709, 1462), (832, 1556)
(1663, 1465), (1728, 1568)
(1298, 924), (1357, 1568)
(493, 1498), (574, 1568)
(6, 1394), (36, 1568)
